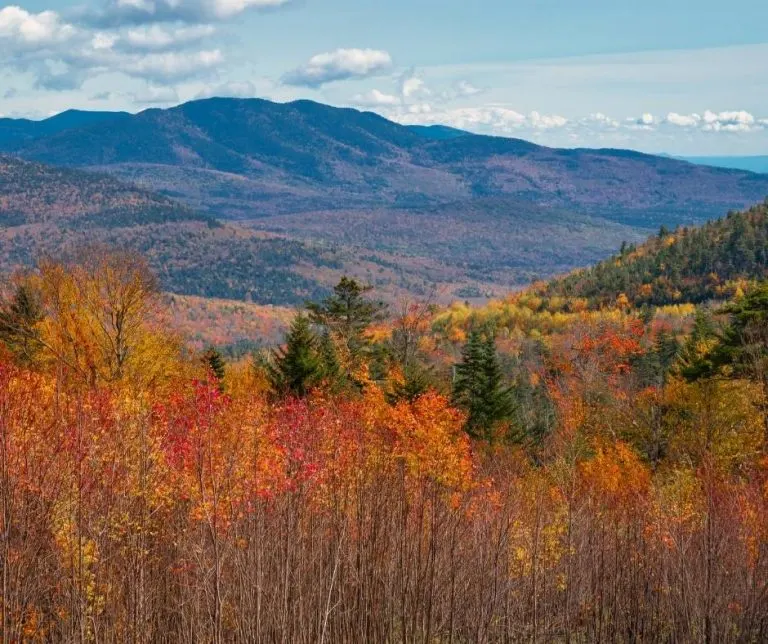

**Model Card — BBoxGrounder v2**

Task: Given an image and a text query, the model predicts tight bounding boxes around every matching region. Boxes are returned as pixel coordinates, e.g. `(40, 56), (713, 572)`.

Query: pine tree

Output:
(203, 346), (226, 391)
(714, 281), (768, 376)
(0, 283), (44, 365)
(267, 315), (324, 398)
(452, 329), (516, 441)
(677, 309), (722, 381)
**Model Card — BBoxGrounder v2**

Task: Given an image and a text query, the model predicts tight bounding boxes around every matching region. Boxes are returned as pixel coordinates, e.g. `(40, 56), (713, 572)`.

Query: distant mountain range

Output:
(680, 155), (768, 175)
(1, 98), (767, 305)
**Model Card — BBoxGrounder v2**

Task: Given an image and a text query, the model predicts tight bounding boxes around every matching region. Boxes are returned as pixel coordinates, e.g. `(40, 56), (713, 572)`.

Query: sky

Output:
(1, 0), (767, 155)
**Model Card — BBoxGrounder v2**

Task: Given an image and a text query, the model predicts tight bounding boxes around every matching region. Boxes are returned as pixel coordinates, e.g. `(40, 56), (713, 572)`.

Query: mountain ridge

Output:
(3, 97), (767, 228)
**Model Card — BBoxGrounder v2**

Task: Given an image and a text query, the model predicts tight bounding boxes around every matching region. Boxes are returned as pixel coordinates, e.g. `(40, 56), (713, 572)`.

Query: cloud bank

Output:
(0, 5), (227, 90)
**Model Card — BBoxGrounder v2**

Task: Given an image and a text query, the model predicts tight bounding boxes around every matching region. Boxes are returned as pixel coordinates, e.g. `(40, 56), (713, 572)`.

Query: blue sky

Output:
(2, 0), (767, 154)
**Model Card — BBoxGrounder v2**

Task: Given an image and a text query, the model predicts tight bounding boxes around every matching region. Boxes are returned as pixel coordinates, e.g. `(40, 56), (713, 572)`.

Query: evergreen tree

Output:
(677, 309), (719, 380)
(267, 315), (324, 398)
(713, 281), (768, 378)
(681, 283), (768, 438)
(307, 277), (386, 376)
(633, 330), (680, 388)
(0, 283), (44, 365)
(452, 329), (516, 441)
(388, 364), (434, 404)
(317, 330), (345, 392)
(202, 346), (226, 391)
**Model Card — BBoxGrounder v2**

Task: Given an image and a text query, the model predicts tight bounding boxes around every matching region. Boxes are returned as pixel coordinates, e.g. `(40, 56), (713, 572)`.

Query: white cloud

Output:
(407, 103), (433, 115)
(702, 110), (755, 132)
(196, 79), (268, 98)
(121, 49), (223, 82)
(282, 48), (393, 88)
(396, 70), (485, 104)
(389, 105), (569, 134)
(353, 89), (401, 107)
(665, 112), (700, 127)
(120, 24), (216, 51)
(529, 110), (568, 129)
(454, 80), (481, 97)
(662, 110), (764, 132)
(623, 112), (655, 130)
(400, 71), (428, 99)
(0, 6), (75, 46)
(586, 112), (620, 128)
(131, 83), (179, 104)
(380, 100), (768, 143)
(0, 6), (225, 89)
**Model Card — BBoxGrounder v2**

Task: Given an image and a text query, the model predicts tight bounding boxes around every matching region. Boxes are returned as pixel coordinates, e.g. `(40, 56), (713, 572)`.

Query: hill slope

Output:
(0, 156), (340, 303)
(0, 155), (209, 228)
(0, 157), (522, 304)
(543, 199), (768, 307)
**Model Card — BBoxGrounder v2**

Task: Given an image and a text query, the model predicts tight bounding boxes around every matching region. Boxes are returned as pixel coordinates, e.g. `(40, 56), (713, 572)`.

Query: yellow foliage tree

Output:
(20, 248), (183, 391)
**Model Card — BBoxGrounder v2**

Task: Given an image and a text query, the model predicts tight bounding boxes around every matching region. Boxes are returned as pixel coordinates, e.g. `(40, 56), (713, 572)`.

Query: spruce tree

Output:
(0, 283), (44, 365)
(714, 281), (768, 377)
(202, 346), (226, 391)
(681, 283), (768, 439)
(317, 330), (345, 392)
(388, 364), (433, 404)
(452, 329), (516, 440)
(307, 277), (386, 375)
(267, 315), (324, 398)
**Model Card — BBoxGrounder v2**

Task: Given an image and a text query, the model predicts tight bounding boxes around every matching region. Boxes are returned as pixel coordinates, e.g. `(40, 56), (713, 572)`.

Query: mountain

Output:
(0, 110), (129, 149)
(3, 98), (768, 307)
(0, 156), (339, 304)
(407, 124), (470, 140)
(0, 156), (635, 304)
(542, 199), (768, 307)
(254, 196), (641, 290)
(681, 155), (768, 174)
(5, 98), (768, 228)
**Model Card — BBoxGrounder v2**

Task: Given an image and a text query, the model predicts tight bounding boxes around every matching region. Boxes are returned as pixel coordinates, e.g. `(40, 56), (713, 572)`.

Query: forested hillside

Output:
(0, 156), (209, 228)
(543, 199), (768, 307)
(0, 156), (642, 304)
(0, 247), (765, 641)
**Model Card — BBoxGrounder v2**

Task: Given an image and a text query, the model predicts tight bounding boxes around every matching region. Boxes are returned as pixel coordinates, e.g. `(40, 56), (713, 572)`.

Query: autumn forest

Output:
(0, 196), (767, 643)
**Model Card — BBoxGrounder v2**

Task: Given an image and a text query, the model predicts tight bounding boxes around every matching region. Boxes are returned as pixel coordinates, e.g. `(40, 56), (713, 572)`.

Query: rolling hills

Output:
(0, 156), (517, 304)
